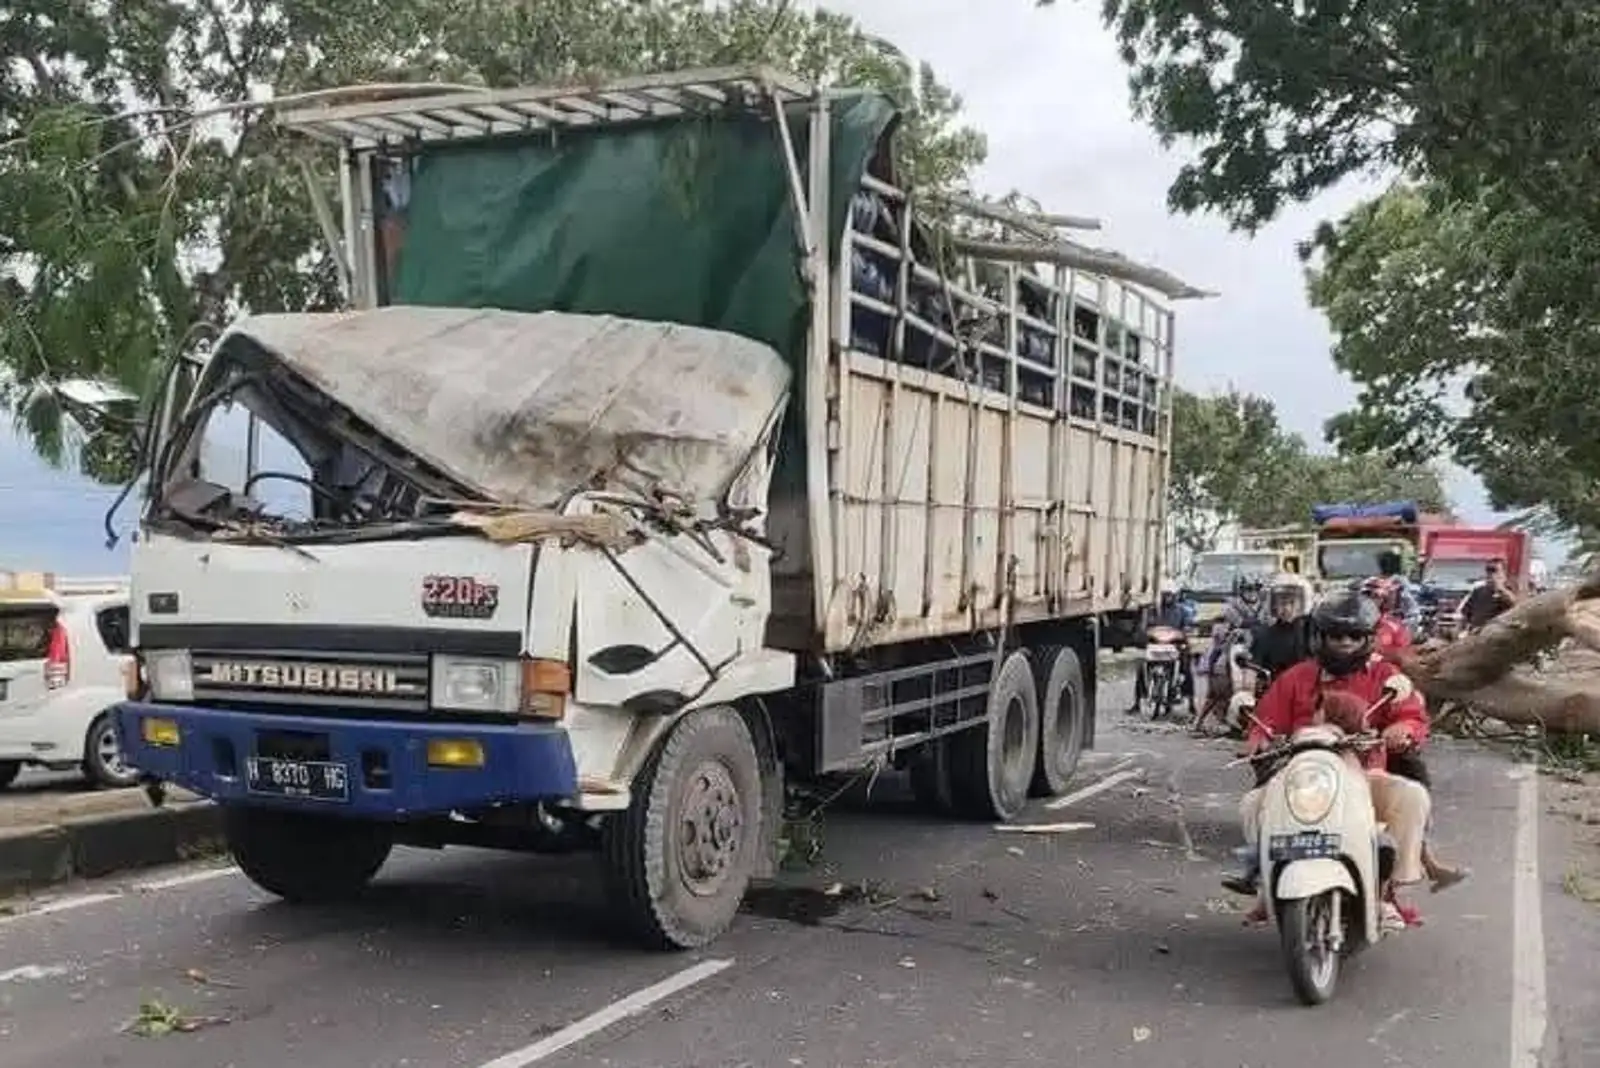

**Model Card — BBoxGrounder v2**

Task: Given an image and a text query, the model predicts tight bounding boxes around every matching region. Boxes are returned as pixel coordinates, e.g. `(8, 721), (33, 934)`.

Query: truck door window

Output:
(95, 605), (131, 654)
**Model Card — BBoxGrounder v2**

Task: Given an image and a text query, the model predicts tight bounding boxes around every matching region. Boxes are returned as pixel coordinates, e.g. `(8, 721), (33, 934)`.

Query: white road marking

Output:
(0, 963), (72, 983)
(474, 958), (735, 1068)
(1, 891), (123, 922)
(1044, 767), (1145, 811)
(1509, 765), (1547, 1068)
(134, 866), (237, 892)
(0, 864), (239, 925)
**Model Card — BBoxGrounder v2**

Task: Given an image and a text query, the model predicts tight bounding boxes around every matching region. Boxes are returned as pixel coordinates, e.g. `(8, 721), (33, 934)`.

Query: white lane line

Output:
(1, 891), (123, 923)
(1509, 765), (1547, 1068)
(1044, 766), (1145, 810)
(134, 866), (237, 892)
(0, 963), (72, 983)
(474, 958), (735, 1068)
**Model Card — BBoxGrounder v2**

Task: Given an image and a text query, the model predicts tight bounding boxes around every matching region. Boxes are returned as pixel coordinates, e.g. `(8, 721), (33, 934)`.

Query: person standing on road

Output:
(1458, 557), (1518, 632)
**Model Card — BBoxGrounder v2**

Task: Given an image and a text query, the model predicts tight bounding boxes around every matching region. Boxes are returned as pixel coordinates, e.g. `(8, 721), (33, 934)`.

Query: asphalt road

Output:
(1, 678), (1596, 1068)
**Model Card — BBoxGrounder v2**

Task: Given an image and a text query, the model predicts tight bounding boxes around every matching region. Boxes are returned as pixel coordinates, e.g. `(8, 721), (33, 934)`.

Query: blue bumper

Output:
(114, 701), (579, 820)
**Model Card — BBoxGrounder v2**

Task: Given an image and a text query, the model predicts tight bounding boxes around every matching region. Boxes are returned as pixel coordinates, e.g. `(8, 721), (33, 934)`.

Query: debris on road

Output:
(993, 821), (1094, 834)
(123, 998), (229, 1037)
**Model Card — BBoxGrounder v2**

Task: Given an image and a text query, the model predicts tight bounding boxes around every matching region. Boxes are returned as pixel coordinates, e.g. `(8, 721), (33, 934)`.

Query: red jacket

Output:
(1247, 656), (1428, 771)
(1375, 615), (1412, 656)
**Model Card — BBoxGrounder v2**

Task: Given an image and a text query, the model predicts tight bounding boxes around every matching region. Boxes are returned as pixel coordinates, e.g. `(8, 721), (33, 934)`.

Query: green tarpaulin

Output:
(390, 92), (897, 371)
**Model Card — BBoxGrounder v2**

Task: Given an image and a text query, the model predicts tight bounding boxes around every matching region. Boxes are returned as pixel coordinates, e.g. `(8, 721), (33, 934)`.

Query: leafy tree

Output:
(1090, 0), (1600, 535)
(1168, 386), (1446, 553)
(0, 0), (987, 482)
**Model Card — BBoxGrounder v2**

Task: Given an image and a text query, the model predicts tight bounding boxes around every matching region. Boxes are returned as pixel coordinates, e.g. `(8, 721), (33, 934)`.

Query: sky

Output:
(0, 0), (1513, 576)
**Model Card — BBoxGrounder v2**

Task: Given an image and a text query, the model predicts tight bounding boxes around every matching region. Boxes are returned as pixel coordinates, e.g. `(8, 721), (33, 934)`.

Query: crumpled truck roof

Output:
(216, 305), (791, 513)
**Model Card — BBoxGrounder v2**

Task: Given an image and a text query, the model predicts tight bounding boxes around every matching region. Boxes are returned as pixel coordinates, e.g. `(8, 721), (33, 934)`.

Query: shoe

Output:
(1430, 866), (1470, 893)
(1221, 871), (1258, 897)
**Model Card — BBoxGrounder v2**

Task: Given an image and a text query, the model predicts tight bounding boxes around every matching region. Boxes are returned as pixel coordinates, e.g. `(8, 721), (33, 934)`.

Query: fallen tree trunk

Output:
(1391, 571), (1600, 733)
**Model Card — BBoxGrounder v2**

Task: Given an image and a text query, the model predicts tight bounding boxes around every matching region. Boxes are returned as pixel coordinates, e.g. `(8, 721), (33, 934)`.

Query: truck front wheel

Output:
(226, 808), (393, 904)
(602, 705), (763, 950)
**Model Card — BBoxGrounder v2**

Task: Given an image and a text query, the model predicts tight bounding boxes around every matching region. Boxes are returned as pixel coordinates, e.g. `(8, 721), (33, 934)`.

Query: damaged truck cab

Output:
(115, 67), (1204, 950)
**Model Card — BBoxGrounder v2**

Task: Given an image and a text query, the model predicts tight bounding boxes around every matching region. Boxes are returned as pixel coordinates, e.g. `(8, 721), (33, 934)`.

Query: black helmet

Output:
(1235, 575), (1264, 599)
(1311, 592), (1379, 676)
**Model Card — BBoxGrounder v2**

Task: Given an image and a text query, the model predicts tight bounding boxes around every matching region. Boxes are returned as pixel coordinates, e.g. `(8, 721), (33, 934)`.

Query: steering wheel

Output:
(241, 471), (349, 520)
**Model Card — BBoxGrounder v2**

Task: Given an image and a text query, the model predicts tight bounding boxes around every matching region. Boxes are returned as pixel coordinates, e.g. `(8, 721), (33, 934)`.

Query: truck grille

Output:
(189, 649), (430, 714)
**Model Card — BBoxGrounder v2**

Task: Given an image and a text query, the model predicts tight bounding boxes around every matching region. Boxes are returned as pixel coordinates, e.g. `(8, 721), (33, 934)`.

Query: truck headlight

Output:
(1284, 763), (1339, 825)
(143, 649), (194, 702)
(430, 656), (520, 714)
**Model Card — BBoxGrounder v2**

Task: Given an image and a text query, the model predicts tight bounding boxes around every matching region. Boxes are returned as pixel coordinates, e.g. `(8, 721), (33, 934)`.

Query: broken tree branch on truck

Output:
(1393, 570), (1600, 733)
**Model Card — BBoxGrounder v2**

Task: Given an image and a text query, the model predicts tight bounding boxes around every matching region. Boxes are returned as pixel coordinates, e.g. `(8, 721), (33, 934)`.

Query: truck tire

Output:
(601, 705), (762, 951)
(226, 807), (393, 904)
(1030, 645), (1087, 796)
(949, 650), (1040, 821)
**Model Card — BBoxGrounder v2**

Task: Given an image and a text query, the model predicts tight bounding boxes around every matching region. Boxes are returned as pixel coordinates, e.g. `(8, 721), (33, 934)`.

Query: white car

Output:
(0, 575), (136, 789)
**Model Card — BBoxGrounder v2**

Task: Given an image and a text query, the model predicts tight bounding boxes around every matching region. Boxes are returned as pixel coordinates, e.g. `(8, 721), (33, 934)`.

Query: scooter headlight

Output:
(1284, 762), (1339, 824)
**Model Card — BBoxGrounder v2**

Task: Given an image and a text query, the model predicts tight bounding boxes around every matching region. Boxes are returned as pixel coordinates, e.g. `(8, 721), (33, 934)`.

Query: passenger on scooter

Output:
(1361, 579), (1470, 891)
(1224, 592), (1433, 926)
(1249, 578), (1313, 677)
(1360, 577), (1413, 656)
(1129, 579), (1198, 715)
(1376, 549), (1423, 636)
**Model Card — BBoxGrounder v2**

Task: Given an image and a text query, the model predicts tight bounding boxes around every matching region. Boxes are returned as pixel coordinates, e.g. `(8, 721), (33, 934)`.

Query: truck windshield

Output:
(151, 362), (452, 542)
(1423, 559), (1487, 590)
(1190, 553), (1279, 592)
(1317, 543), (1398, 580)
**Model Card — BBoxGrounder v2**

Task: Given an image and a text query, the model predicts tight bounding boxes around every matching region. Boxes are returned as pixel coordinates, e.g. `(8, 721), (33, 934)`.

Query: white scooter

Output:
(1235, 675), (1415, 1006)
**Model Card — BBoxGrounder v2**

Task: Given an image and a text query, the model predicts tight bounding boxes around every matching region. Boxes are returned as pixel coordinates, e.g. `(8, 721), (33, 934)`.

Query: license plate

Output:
(1268, 831), (1341, 861)
(245, 757), (350, 802)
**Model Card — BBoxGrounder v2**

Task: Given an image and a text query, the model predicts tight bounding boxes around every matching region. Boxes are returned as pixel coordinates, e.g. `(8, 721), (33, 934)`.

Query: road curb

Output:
(0, 802), (223, 898)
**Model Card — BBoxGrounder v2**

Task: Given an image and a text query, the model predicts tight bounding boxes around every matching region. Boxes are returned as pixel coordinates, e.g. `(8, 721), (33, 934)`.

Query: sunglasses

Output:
(1320, 627), (1370, 642)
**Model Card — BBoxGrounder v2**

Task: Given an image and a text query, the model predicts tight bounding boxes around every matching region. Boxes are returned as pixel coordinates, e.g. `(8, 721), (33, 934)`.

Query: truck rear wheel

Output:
(1030, 645), (1087, 796)
(949, 650), (1040, 821)
(601, 705), (762, 950)
(226, 808), (393, 904)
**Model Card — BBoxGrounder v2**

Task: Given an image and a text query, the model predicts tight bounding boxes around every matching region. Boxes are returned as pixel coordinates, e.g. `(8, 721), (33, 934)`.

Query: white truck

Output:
(114, 67), (1203, 949)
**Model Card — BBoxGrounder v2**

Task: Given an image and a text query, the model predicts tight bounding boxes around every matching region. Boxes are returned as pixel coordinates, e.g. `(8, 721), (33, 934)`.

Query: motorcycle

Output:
(1140, 624), (1189, 719)
(1225, 655), (1273, 739)
(1232, 680), (1412, 1006)
(1194, 625), (1255, 734)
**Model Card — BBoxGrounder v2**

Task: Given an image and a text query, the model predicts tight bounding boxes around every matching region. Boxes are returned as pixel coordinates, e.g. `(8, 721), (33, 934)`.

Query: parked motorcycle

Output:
(1232, 680), (1413, 1005)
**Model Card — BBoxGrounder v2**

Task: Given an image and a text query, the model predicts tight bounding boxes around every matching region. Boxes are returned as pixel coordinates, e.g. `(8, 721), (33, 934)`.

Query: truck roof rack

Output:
(275, 65), (820, 149)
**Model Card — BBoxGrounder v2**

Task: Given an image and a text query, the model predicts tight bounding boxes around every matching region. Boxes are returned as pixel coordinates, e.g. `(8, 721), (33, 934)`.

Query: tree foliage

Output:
(0, 0), (986, 482)
(1096, 0), (1600, 535)
(1169, 386), (1446, 554)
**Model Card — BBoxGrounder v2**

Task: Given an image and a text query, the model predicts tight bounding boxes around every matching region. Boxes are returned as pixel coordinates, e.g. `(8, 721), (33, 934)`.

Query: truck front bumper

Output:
(114, 701), (579, 820)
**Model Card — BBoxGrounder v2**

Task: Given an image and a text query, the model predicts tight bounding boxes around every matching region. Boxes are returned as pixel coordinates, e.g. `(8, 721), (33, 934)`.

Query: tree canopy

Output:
(1168, 385), (1447, 555)
(1095, 0), (1600, 535)
(0, 0), (987, 482)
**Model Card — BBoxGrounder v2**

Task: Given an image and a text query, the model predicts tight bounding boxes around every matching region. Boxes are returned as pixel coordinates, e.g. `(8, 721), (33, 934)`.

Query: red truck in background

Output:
(1417, 524), (1530, 638)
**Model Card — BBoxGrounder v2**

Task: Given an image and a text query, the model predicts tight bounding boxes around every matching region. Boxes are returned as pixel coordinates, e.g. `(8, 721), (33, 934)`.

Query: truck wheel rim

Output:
(1000, 695), (1029, 782)
(678, 760), (743, 898)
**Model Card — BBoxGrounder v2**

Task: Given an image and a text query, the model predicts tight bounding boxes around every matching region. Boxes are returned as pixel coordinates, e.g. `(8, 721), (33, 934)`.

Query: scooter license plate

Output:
(1268, 831), (1341, 861)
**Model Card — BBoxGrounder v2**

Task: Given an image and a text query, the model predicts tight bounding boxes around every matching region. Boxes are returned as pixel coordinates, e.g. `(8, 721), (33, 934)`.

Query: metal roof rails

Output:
(275, 65), (819, 149)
